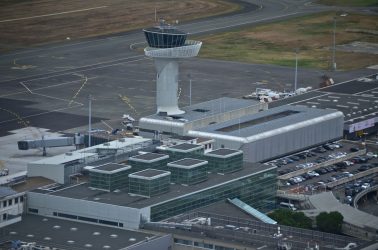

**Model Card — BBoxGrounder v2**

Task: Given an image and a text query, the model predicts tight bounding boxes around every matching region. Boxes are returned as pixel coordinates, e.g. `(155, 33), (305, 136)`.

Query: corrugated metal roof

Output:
(193, 105), (343, 139)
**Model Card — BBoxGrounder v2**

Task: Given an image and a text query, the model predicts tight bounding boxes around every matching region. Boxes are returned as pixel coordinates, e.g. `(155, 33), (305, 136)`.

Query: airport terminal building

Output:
(26, 145), (277, 230)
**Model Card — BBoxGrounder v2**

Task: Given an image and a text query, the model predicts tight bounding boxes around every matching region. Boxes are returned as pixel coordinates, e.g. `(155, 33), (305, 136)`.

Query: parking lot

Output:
(269, 140), (378, 201)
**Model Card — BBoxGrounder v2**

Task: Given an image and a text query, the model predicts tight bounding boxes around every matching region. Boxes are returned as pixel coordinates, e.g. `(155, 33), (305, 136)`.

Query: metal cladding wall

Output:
(241, 112), (344, 162)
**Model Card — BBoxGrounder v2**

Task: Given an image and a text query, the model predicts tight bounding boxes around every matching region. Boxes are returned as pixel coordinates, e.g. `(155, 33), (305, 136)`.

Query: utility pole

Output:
(294, 48), (299, 92)
(88, 94), (92, 147)
(332, 16), (337, 71)
(188, 74), (192, 106)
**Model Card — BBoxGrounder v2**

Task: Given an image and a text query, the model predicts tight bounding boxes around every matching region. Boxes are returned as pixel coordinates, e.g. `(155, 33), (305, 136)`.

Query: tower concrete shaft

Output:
(154, 58), (182, 115)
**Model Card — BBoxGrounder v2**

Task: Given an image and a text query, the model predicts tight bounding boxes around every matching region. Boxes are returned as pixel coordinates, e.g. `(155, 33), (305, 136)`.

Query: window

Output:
(14, 197), (18, 204)
(58, 213), (77, 220)
(8, 199), (12, 206)
(28, 208), (38, 214)
(119, 223), (123, 227)
(3, 201), (6, 207)
(20, 196), (24, 202)
(78, 216), (98, 223)
(3, 214), (6, 220)
(99, 220), (118, 226)
(53, 212), (57, 216)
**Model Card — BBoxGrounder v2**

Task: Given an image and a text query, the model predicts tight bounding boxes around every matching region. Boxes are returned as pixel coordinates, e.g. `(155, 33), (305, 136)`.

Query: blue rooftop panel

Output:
(228, 198), (277, 224)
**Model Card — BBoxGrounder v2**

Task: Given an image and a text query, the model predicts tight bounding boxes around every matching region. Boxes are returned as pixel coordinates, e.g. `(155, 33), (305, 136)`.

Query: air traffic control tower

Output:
(144, 20), (202, 116)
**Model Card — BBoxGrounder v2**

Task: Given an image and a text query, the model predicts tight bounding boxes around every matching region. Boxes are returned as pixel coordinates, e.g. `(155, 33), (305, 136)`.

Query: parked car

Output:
(366, 152), (378, 159)
(307, 171), (320, 177)
(358, 165), (372, 172)
(350, 147), (360, 152)
(361, 183), (370, 189)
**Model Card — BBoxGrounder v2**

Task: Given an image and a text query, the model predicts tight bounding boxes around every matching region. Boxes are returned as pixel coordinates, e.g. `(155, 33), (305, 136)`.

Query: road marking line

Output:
(0, 6), (108, 23)
(0, 55), (144, 85)
(0, 77), (98, 98)
(19, 82), (33, 94)
(0, 104), (82, 124)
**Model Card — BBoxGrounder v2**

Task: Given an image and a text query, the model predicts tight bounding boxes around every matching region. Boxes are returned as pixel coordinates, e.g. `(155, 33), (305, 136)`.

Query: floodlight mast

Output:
(143, 20), (202, 115)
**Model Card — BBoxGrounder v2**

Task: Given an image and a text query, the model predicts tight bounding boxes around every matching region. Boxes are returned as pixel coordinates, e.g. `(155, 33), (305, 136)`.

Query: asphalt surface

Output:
(0, 0), (376, 137)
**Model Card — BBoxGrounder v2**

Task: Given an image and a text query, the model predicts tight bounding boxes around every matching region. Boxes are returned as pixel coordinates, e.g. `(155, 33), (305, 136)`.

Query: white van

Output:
(279, 202), (297, 211)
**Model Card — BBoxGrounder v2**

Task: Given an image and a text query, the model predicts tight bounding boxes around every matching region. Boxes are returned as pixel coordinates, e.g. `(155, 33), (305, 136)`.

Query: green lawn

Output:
(316, 0), (378, 7)
(196, 12), (378, 70)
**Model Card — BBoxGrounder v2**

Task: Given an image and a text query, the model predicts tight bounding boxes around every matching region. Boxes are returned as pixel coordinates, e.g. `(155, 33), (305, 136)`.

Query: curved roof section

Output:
(188, 105), (344, 143)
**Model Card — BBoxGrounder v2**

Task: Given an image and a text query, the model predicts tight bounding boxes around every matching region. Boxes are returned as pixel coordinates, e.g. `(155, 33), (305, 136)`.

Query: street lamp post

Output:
(188, 74), (192, 106)
(332, 17), (337, 71)
(295, 49), (298, 92)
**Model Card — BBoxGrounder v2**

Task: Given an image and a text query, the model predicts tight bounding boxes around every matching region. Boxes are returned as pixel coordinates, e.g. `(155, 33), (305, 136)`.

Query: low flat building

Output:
(0, 187), (25, 228)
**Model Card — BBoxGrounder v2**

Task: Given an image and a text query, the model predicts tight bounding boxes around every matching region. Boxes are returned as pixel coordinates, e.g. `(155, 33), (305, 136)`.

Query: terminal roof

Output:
(206, 148), (242, 157)
(168, 143), (203, 151)
(93, 163), (130, 172)
(144, 97), (259, 122)
(1, 215), (152, 249)
(130, 169), (169, 178)
(193, 105), (342, 138)
(129, 152), (168, 161)
(34, 163), (274, 209)
(168, 158), (207, 169)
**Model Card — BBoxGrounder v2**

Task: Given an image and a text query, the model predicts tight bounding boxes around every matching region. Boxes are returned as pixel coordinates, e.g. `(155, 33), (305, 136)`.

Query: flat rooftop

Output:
(129, 152), (169, 162)
(0, 187), (17, 198)
(167, 143), (203, 152)
(270, 73), (378, 125)
(129, 169), (170, 179)
(143, 97), (260, 122)
(206, 148), (242, 157)
(1, 214), (153, 249)
(168, 158), (207, 169)
(31, 163), (275, 209)
(193, 105), (342, 138)
(92, 163), (130, 172)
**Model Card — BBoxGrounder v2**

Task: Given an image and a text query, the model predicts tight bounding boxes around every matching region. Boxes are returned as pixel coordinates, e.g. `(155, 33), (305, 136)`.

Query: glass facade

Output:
(129, 173), (171, 198)
(89, 170), (130, 191)
(204, 153), (243, 174)
(144, 28), (187, 48)
(169, 164), (208, 186)
(150, 168), (277, 221)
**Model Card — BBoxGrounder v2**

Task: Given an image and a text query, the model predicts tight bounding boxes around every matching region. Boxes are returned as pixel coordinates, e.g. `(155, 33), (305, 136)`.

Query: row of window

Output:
(27, 208), (124, 227)
(174, 238), (237, 250)
(1, 196), (24, 208)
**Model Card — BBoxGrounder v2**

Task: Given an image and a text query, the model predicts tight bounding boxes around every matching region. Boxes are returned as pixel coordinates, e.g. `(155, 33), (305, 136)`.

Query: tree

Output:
(316, 211), (343, 234)
(269, 209), (312, 229)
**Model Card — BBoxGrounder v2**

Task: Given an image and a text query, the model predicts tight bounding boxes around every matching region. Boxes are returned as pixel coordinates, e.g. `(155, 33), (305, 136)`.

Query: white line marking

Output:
(0, 6), (108, 23)
(0, 55), (144, 84)
(19, 82), (33, 93)
(0, 104), (82, 124)
(0, 77), (98, 98)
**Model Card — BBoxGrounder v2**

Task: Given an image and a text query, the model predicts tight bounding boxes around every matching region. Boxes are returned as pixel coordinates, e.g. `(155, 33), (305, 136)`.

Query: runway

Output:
(0, 0), (374, 136)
